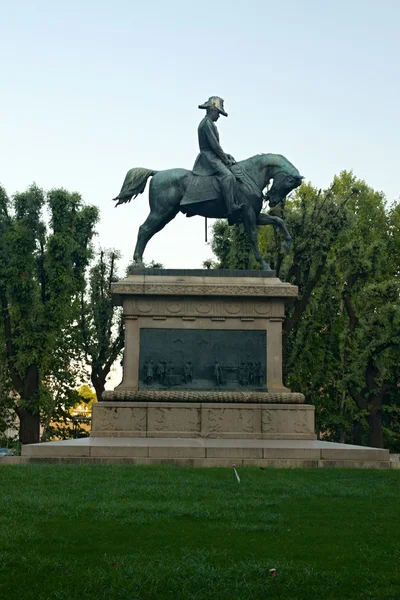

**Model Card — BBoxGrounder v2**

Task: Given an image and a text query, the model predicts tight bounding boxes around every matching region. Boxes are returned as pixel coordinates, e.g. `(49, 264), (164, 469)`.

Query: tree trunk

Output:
(92, 370), (106, 402)
(92, 362), (117, 402)
(16, 406), (40, 444)
(94, 383), (104, 402)
(368, 403), (384, 448)
(352, 420), (363, 446)
(365, 361), (384, 448)
(16, 364), (41, 444)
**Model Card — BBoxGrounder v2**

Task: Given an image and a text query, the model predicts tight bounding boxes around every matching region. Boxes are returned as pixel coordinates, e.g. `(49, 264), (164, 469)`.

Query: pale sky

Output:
(1, 0), (399, 275)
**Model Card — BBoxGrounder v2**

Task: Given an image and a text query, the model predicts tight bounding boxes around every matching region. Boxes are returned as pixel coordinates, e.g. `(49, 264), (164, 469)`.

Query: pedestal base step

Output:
(20, 437), (390, 468)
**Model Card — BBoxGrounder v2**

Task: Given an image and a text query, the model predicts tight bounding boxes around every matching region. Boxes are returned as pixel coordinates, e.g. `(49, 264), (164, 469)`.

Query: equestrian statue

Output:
(113, 96), (303, 270)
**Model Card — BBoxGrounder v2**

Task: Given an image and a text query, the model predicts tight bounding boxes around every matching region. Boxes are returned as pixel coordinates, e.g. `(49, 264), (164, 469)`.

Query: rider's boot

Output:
(227, 196), (245, 224)
(221, 175), (244, 223)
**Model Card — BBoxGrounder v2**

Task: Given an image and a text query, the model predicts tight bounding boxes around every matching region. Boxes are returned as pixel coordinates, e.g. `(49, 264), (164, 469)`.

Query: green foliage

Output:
(40, 384), (96, 442)
(126, 259), (164, 272)
(208, 220), (230, 268)
(229, 224), (253, 269)
(40, 385), (81, 442)
(79, 250), (124, 400)
(1, 466), (399, 600)
(208, 172), (400, 448)
(207, 221), (257, 269)
(0, 344), (15, 441)
(0, 184), (99, 443)
(76, 384), (97, 405)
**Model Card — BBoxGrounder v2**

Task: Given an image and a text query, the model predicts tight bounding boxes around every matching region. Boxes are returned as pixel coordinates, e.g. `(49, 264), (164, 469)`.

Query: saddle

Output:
(180, 165), (259, 212)
(180, 173), (221, 208)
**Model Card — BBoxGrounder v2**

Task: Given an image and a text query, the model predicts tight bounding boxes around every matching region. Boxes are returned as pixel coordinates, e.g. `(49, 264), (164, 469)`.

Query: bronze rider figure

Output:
(192, 96), (244, 221)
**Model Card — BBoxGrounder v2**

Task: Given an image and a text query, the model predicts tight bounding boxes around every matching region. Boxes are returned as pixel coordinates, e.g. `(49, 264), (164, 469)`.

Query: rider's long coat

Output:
(192, 116), (229, 176)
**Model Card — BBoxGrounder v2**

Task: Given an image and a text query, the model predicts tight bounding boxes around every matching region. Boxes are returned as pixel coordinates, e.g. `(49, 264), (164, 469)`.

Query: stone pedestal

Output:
(20, 270), (391, 467)
(106, 269), (299, 397)
(96, 269), (315, 441)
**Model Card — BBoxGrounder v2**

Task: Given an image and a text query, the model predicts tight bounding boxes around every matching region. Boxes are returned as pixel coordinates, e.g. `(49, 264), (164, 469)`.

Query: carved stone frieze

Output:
(239, 409), (257, 433)
(261, 407), (314, 434)
(92, 405), (147, 432)
(254, 302), (273, 315)
(148, 406), (200, 433)
(166, 301), (184, 313)
(224, 301), (241, 314)
(293, 410), (313, 433)
(91, 402), (315, 440)
(203, 408), (223, 433)
(124, 297), (285, 320)
(195, 301), (213, 314)
(204, 407), (256, 434)
(136, 300), (153, 312)
(262, 409), (278, 433)
(113, 282), (298, 299)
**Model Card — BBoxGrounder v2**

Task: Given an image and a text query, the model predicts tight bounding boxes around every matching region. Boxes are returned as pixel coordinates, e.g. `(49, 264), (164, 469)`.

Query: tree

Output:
(206, 221), (254, 270)
(0, 360), (17, 443)
(0, 184), (98, 444)
(78, 253), (165, 403)
(40, 384), (98, 443)
(207, 172), (400, 448)
(76, 384), (97, 406)
(331, 174), (400, 447)
(79, 250), (124, 401)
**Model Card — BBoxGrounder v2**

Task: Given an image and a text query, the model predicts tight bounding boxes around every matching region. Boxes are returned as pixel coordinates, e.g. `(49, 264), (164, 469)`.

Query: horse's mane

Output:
(236, 154), (263, 168)
(237, 153), (298, 173)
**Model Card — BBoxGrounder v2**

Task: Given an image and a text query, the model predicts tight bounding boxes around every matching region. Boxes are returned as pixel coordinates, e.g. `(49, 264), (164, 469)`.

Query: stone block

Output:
(320, 447), (389, 461)
(261, 405), (315, 437)
(147, 404), (201, 437)
(206, 446), (262, 459)
(90, 445), (149, 458)
(319, 459), (390, 469)
(148, 445), (205, 459)
(23, 443), (90, 458)
(92, 404), (147, 435)
(191, 458), (243, 468)
(0, 456), (26, 465)
(263, 447), (320, 459)
(201, 404), (261, 437)
(132, 457), (201, 467)
(243, 459), (319, 468)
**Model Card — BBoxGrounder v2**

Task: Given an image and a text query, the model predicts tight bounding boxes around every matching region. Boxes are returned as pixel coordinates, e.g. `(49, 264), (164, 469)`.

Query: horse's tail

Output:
(113, 168), (158, 206)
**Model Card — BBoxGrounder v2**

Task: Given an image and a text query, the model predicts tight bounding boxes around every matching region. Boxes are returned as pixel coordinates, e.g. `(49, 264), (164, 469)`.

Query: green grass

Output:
(0, 466), (399, 600)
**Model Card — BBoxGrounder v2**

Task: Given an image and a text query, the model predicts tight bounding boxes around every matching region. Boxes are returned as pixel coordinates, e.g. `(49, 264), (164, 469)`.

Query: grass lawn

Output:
(0, 466), (399, 600)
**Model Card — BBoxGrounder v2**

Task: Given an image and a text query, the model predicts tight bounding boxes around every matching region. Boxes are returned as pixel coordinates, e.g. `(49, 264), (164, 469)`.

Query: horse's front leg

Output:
(257, 213), (292, 254)
(243, 208), (271, 271)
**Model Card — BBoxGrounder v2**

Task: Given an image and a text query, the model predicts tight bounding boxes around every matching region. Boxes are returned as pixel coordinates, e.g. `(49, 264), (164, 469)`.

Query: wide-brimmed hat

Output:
(198, 96), (228, 117)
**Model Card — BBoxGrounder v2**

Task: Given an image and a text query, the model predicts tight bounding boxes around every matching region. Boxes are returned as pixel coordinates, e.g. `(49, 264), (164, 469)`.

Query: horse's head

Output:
(263, 160), (304, 207)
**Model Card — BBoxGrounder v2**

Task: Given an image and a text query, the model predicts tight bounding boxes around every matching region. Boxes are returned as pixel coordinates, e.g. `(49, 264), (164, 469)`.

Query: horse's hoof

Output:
(128, 261), (145, 274)
(261, 261), (271, 271)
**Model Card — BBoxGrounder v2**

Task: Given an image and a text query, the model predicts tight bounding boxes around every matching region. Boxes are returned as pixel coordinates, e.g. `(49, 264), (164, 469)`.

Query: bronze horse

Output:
(113, 153), (303, 270)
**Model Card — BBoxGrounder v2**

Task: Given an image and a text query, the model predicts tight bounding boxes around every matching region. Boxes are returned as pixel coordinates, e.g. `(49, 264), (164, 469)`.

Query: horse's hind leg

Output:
(133, 208), (177, 266)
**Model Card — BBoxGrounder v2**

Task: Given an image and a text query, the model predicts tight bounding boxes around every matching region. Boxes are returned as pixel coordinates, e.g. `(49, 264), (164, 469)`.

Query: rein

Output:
(232, 163), (263, 198)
